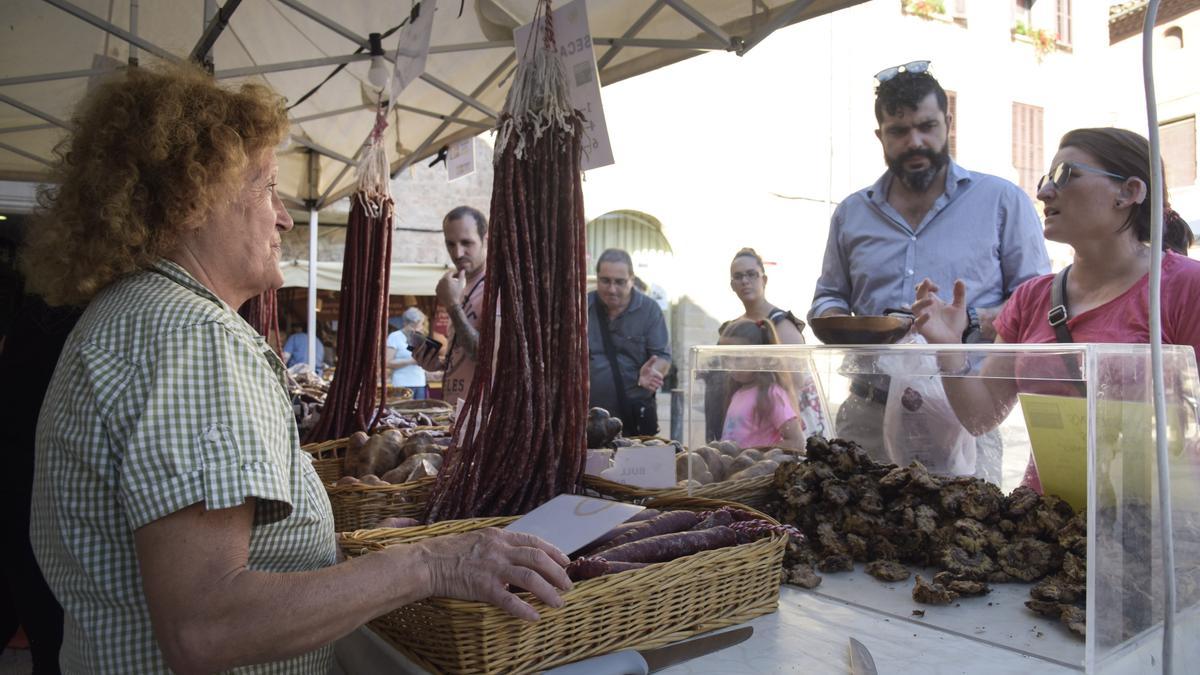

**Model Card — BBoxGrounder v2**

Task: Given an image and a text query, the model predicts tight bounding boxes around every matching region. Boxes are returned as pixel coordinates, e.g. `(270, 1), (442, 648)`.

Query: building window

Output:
(1056, 0), (1072, 45)
(1161, 116), (1197, 189)
(1012, 102), (1044, 203)
(946, 90), (958, 158)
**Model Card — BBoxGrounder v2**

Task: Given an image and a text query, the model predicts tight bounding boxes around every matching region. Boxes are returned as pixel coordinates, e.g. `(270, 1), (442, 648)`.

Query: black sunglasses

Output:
(874, 60), (931, 83)
(1037, 162), (1127, 192)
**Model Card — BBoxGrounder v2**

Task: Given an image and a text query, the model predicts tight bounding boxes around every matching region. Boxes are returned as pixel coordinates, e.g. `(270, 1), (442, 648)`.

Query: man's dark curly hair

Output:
(874, 71), (948, 124)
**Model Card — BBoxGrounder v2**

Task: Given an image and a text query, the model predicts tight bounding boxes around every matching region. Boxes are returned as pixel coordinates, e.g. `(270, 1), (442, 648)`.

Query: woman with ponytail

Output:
(912, 127), (1200, 491)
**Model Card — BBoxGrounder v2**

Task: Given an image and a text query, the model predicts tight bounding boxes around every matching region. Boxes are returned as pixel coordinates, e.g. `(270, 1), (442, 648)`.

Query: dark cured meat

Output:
(600, 526), (739, 564)
(425, 1), (587, 519)
(303, 188), (393, 443)
(565, 556), (649, 581)
(591, 511), (703, 553)
(238, 290), (282, 355)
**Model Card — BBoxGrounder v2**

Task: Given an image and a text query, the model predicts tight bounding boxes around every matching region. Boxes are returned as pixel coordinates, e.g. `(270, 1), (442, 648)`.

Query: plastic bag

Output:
(880, 334), (977, 476)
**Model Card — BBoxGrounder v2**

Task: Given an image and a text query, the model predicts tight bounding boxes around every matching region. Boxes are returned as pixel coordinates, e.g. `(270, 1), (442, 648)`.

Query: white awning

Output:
(279, 259), (450, 296)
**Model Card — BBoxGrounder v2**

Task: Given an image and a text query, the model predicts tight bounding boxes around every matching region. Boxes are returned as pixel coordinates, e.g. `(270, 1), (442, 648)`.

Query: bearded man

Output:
(808, 62), (1049, 472)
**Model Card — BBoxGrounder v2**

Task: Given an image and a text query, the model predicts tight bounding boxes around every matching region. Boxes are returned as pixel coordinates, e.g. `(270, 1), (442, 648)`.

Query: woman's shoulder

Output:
(1164, 250), (1200, 279)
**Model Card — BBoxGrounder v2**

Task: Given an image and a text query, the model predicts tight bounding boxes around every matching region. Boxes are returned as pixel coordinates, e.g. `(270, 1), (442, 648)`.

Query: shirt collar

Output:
(149, 258), (267, 345)
(591, 288), (644, 319)
(867, 157), (972, 205)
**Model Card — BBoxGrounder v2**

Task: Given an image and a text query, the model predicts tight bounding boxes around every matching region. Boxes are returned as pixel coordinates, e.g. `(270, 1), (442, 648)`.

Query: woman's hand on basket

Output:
(415, 528), (573, 621)
(912, 278), (968, 344)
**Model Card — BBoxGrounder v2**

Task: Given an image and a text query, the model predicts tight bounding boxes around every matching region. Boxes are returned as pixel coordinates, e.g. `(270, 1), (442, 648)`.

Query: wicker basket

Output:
(301, 433), (445, 531)
(338, 496), (785, 674)
(583, 474), (775, 510)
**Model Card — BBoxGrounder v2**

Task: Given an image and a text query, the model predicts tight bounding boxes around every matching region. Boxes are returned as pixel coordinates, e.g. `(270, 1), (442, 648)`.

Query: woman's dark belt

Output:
(848, 378), (890, 405)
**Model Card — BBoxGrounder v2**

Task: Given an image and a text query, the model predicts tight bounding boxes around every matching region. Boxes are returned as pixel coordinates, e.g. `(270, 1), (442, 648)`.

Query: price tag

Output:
(601, 445), (675, 489)
(390, 0), (438, 97)
(505, 494), (643, 555)
(447, 137), (475, 181)
(513, 0), (614, 170)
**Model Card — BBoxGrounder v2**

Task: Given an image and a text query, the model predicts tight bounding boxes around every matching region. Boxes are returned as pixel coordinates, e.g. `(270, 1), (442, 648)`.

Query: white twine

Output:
(494, 3), (578, 160)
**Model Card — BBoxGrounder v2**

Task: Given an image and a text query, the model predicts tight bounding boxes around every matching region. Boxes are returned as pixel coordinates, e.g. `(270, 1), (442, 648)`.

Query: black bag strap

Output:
(594, 301), (633, 425)
(1048, 265), (1086, 389)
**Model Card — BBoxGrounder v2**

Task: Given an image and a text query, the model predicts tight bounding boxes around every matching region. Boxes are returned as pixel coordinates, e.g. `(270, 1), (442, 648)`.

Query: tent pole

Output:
(128, 0), (138, 66)
(307, 205), (319, 371)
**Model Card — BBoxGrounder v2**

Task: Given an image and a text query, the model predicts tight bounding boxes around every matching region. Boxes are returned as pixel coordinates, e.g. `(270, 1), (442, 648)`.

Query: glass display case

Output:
(688, 343), (1200, 673)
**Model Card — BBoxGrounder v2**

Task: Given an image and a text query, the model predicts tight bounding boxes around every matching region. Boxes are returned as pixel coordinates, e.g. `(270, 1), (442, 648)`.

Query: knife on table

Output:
(544, 626), (753, 675)
(848, 637), (879, 675)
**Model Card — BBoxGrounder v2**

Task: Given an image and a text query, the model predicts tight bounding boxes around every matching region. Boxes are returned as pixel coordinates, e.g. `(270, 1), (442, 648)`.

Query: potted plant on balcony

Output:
(1013, 21), (1058, 59)
(902, 0), (946, 20)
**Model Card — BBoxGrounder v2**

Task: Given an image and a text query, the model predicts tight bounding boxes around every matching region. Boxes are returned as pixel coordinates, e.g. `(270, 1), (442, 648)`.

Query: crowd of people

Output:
(3, 55), (1197, 674)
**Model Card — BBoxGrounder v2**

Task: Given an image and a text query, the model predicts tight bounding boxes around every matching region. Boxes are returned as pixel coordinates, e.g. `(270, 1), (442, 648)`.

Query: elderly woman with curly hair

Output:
(24, 65), (571, 674)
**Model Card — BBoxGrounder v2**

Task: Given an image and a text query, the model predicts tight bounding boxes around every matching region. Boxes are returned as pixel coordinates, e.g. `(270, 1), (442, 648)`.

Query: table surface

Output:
(332, 584), (1083, 675)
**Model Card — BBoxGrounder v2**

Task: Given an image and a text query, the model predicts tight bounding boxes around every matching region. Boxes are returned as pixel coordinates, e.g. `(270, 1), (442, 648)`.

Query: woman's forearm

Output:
(937, 354), (1020, 436)
(160, 544), (430, 674)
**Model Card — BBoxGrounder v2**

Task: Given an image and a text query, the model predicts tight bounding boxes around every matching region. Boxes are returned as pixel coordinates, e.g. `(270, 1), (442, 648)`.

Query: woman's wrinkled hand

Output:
(416, 528), (572, 621)
(912, 278), (968, 344)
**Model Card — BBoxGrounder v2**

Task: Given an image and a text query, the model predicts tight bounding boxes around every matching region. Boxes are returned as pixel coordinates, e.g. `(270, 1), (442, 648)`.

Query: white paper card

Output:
(584, 448), (613, 476)
(447, 137), (475, 181)
(513, 0), (614, 170)
(504, 494), (643, 555)
(390, 0), (438, 97)
(600, 445), (675, 489)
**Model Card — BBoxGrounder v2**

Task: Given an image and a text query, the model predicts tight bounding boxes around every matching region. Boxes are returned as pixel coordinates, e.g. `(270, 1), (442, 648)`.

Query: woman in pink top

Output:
(718, 319), (804, 449)
(911, 127), (1200, 490)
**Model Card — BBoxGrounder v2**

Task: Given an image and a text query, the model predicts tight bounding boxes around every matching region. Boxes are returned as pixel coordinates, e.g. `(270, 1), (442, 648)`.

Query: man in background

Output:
(413, 206), (488, 407)
(587, 248), (671, 436)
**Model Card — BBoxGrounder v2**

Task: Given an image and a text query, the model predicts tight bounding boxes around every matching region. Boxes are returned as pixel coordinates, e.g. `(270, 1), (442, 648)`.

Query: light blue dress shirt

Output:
(810, 159), (1050, 320)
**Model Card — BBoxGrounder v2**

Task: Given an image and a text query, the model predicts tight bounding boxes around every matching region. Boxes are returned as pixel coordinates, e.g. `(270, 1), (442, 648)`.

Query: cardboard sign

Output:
(601, 444), (675, 489)
(447, 136), (475, 181)
(505, 494), (643, 555)
(513, 0), (614, 170)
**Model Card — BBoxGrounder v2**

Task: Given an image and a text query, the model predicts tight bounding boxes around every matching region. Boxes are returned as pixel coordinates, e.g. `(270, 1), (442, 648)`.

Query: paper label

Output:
(447, 137), (475, 181)
(584, 448), (614, 476)
(513, 0), (614, 170)
(1019, 392), (1191, 512)
(601, 444), (675, 489)
(390, 0), (438, 96)
(504, 494), (643, 555)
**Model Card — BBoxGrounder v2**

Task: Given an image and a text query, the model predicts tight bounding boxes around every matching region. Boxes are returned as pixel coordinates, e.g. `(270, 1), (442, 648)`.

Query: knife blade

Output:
(848, 637), (879, 675)
(543, 626), (753, 675)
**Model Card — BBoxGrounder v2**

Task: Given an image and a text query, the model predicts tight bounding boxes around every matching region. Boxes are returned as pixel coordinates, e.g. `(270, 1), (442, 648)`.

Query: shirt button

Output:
(204, 428), (221, 442)
(906, 269), (914, 276)
(910, 236), (917, 242)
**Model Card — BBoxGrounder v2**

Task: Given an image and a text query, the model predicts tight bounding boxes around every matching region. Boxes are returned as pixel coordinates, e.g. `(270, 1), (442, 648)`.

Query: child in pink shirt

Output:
(718, 320), (803, 448)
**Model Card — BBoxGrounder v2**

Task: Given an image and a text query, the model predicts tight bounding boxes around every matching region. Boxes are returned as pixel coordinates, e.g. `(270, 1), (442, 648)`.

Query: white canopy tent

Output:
(279, 258), (448, 295)
(0, 0), (864, 206)
(0, 0), (865, 368)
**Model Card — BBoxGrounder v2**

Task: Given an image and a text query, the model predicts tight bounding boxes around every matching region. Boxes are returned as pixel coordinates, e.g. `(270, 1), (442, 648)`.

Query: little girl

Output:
(718, 319), (803, 448)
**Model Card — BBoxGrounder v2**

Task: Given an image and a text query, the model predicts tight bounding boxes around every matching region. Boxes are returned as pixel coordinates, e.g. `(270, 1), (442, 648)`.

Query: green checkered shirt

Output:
(31, 260), (338, 674)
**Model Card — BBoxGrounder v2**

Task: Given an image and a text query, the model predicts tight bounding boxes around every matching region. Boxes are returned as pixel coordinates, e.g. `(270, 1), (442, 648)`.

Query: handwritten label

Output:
(513, 0), (614, 170)
(601, 445), (675, 489)
(447, 137), (475, 181)
(505, 494), (643, 555)
(584, 448), (613, 476)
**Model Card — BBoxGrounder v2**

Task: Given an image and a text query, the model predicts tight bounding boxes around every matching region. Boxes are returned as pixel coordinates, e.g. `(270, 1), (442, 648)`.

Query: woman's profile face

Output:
(729, 255), (766, 306)
(1037, 146), (1131, 246)
(192, 152), (294, 303)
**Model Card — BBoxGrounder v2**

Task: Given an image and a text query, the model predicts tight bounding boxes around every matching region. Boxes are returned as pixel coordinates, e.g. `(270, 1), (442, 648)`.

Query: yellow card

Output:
(1019, 392), (1193, 512)
(1019, 393), (1089, 511)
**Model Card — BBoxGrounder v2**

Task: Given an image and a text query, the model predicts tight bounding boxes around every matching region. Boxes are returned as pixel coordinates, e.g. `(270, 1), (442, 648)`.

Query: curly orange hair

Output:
(21, 63), (289, 306)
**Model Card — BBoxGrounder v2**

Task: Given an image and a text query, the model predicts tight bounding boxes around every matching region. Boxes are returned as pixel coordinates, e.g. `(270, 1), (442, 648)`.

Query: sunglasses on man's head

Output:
(874, 60), (931, 83)
(1037, 162), (1128, 192)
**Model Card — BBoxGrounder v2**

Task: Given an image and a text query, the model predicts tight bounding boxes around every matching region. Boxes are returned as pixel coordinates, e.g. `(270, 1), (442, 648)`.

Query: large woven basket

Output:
(583, 474), (775, 510)
(339, 496), (785, 674)
(301, 433), (444, 531)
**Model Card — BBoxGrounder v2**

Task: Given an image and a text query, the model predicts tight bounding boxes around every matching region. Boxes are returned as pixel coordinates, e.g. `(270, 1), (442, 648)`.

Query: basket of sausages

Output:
(301, 428), (450, 531)
(584, 438), (800, 510)
(338, 496), (791, 674)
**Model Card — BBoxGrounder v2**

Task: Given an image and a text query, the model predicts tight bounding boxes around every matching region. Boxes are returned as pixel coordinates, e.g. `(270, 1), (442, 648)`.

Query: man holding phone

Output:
(412, 206), (489, 407)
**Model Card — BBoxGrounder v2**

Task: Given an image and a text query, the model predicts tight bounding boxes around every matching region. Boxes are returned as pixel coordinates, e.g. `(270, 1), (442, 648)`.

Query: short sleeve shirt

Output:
(721, 383), (798, 447)
(443, 274), (486, 404)
(30, 259), (338, 674)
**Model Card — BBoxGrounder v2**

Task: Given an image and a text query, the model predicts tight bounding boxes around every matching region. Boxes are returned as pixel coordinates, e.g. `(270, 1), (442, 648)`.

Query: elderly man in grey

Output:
(810, 62), (1049, 481)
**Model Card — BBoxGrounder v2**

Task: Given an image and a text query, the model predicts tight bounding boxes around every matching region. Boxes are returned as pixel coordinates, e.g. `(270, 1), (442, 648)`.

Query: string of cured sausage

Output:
(304, 111), (394, 443)
(239, 289), (282, 355)
(426, 0), (587, 519)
